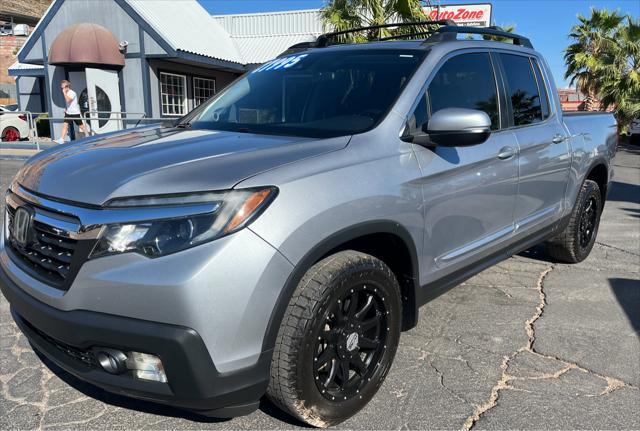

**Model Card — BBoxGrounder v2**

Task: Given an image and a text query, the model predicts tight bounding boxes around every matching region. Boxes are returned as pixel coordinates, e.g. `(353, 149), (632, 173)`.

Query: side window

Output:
(531, 58), (551, 119)
(427, 52), (500, 130)
(407, 94), (428, 135)
(500, 53), (544, 126)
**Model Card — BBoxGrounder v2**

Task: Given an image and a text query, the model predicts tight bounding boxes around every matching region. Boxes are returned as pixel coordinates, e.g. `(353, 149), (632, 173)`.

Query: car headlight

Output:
(89, 187), (277, 259)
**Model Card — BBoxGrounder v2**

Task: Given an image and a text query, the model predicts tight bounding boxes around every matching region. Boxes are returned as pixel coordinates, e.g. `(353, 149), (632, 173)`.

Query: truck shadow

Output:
(517, 244), (558, 263)
(608, 278), (640, 338)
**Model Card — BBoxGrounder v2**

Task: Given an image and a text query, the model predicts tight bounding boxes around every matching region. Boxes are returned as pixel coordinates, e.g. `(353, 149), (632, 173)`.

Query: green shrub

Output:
(35, 115), (50, 138)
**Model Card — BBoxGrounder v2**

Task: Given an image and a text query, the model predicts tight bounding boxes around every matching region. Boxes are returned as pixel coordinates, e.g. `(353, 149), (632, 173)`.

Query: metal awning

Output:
(48, 23), (125, 67)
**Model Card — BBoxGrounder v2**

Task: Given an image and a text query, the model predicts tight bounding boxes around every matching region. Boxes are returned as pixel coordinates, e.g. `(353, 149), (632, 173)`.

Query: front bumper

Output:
(0, 263), (270, 417)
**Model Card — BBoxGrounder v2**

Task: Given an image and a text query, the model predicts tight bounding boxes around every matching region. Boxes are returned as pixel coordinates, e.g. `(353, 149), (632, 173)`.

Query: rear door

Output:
(409, 51), (519, 279)
(496, 53), (571, 231)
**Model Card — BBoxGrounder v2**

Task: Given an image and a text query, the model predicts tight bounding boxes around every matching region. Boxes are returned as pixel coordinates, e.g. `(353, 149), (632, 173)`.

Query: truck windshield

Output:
(186, 49), (426, 138)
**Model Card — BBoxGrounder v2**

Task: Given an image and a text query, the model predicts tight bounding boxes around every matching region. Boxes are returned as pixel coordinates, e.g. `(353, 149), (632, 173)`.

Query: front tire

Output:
(546, 179), (602, 263)
(267, 251), (402, 427)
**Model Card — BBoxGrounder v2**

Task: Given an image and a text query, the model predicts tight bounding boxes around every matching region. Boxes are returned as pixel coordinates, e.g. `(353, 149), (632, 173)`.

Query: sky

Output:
(199, 0), (639, 88)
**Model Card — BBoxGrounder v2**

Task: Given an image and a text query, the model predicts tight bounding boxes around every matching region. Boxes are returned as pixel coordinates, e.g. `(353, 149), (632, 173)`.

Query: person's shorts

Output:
(64, 114), (83, 126)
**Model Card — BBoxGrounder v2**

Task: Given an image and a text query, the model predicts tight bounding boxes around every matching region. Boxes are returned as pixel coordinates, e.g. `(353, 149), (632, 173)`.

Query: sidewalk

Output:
(0, 141), (56, 159)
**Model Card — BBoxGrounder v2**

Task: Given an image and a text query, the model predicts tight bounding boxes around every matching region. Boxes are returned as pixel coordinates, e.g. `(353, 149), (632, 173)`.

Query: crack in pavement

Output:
(427, 358), (473, 406)
(596, 241), (640, 257)
(0, 323), (108, 430)
(461, 264), (639, 431)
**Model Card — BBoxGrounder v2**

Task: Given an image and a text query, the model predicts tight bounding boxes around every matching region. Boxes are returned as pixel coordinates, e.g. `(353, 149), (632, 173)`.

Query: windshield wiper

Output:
(176, 122), (192, 129)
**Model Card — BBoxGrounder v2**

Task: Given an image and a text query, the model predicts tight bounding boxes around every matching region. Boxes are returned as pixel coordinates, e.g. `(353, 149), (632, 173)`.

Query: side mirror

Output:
(400, 126), (430, 146)
(426, 108), (492, 147)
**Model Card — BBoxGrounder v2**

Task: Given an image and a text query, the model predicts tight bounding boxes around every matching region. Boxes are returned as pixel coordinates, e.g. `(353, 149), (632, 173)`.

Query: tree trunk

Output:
(584, 91), (599, 111)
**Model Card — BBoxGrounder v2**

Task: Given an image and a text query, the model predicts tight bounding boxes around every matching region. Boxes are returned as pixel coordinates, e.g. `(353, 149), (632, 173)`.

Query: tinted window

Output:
(531, 58), (550, 119)
(407, 94), (428, 135)
(187, 50), (426, 138)
(427, 53), (499, 130)
(500, 53), (543, 126)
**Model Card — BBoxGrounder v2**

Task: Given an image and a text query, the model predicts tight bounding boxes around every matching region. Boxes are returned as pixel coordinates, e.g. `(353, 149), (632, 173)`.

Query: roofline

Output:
(211, 8), (321, 18)
(16, 0), (63, 63)
(230, 32), (323, 39)
(174, 50), (247, 71)
(15, 0), (247, 69)
(115, 0), (177, 57)
(8, 63), (45, 77)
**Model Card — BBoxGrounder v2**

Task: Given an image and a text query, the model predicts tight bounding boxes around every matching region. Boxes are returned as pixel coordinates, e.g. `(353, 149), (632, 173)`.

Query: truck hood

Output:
(15, 126), (349, 206)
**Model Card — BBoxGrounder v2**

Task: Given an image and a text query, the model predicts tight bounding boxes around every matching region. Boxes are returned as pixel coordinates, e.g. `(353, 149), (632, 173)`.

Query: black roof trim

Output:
(426, 25), (533, 48)
(316, 20), (455, 47)
(279, 21), (534, 57)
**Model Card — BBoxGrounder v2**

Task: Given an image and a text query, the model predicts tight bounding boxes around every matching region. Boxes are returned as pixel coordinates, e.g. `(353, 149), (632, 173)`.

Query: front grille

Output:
(21, 316), (97, 368)
(6, 201), (79, 289)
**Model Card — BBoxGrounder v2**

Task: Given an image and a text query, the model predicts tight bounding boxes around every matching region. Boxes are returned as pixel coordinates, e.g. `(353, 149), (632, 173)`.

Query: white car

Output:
(0, 106), (30, 141)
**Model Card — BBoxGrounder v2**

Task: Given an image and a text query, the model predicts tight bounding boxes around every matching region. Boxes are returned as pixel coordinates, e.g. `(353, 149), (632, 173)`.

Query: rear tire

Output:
(267, 250), (402, 427)
(546, 179), (602, 263)
(1, 126), (20, 142)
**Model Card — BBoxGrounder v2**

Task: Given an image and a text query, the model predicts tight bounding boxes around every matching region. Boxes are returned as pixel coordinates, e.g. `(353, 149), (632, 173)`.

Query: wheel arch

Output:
(584, 161), (609, 204)
(261, 221), (420, 354)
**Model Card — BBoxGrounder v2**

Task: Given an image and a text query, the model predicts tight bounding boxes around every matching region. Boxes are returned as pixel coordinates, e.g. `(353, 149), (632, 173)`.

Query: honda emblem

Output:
(12, 207), (33, 247)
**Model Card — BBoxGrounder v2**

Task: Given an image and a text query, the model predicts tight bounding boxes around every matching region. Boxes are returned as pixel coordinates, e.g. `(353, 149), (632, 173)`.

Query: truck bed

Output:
(562, 111), (617, 140)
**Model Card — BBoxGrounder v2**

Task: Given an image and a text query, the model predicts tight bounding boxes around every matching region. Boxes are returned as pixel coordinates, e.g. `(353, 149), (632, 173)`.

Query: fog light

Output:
(125, 352), (167, 383)
(96, 349), (128, 375)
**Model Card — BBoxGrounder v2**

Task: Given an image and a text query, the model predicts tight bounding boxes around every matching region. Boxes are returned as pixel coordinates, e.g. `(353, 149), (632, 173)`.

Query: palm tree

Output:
(564, 9), (624, 111)
(483, 24), (516, 41)
(462, 24), (516, 41)
(597, 16), (640, 130)
(320, 0), (429, 43)
(565, 9), (640, 131)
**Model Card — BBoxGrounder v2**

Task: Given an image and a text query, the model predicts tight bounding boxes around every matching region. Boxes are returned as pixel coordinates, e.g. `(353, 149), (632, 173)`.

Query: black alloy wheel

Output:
(267, 250), (402, 427)
(547, 179), (602, 263)
(578, 195), (598, 249)
(313, 285), (390, 401)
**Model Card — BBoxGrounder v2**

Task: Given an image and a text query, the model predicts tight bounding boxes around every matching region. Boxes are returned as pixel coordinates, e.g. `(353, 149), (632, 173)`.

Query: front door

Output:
(85, 68), (121, 134)
(408, 51), (518, 283)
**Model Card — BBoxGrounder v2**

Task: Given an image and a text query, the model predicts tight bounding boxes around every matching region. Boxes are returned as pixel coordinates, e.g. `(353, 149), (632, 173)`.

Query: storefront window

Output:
(160, 72), (186, 116)
(193, 77), (216, 106)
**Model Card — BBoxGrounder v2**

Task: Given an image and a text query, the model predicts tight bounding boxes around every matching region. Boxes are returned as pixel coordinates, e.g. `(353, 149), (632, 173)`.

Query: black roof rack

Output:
(280, 20), (533, 56)
(315, 20), (456, 47)
(426, 25), (533, 48)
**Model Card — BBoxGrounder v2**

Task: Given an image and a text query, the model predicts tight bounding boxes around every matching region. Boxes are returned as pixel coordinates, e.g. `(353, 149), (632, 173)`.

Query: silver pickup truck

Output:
(1, 24), (617, 427)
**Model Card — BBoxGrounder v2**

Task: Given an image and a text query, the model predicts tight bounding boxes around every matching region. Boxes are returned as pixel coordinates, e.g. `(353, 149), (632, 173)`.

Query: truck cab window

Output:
(427, 52), (500, 130)
(531, 58), (551, 119)
(500, 53), (544, 126)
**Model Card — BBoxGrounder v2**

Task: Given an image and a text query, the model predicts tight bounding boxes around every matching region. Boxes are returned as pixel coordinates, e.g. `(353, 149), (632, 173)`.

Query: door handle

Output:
(498, 146), (516, 160)
(552, 134), (568, 144)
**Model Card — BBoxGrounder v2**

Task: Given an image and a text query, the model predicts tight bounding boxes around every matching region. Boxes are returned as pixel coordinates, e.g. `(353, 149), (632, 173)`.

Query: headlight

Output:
(89, 187), (277, 259)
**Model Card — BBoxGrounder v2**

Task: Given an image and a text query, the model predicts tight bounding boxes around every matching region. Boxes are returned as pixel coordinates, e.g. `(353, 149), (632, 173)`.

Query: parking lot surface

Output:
(1, 145), (638, 430)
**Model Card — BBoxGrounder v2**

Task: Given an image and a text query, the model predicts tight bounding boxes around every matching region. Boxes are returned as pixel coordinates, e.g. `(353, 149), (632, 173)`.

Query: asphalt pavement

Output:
(1, 145), (638, 430)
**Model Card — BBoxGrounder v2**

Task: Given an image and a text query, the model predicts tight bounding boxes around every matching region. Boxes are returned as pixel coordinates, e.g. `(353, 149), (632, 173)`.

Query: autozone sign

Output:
(423, 3), (492, 27)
